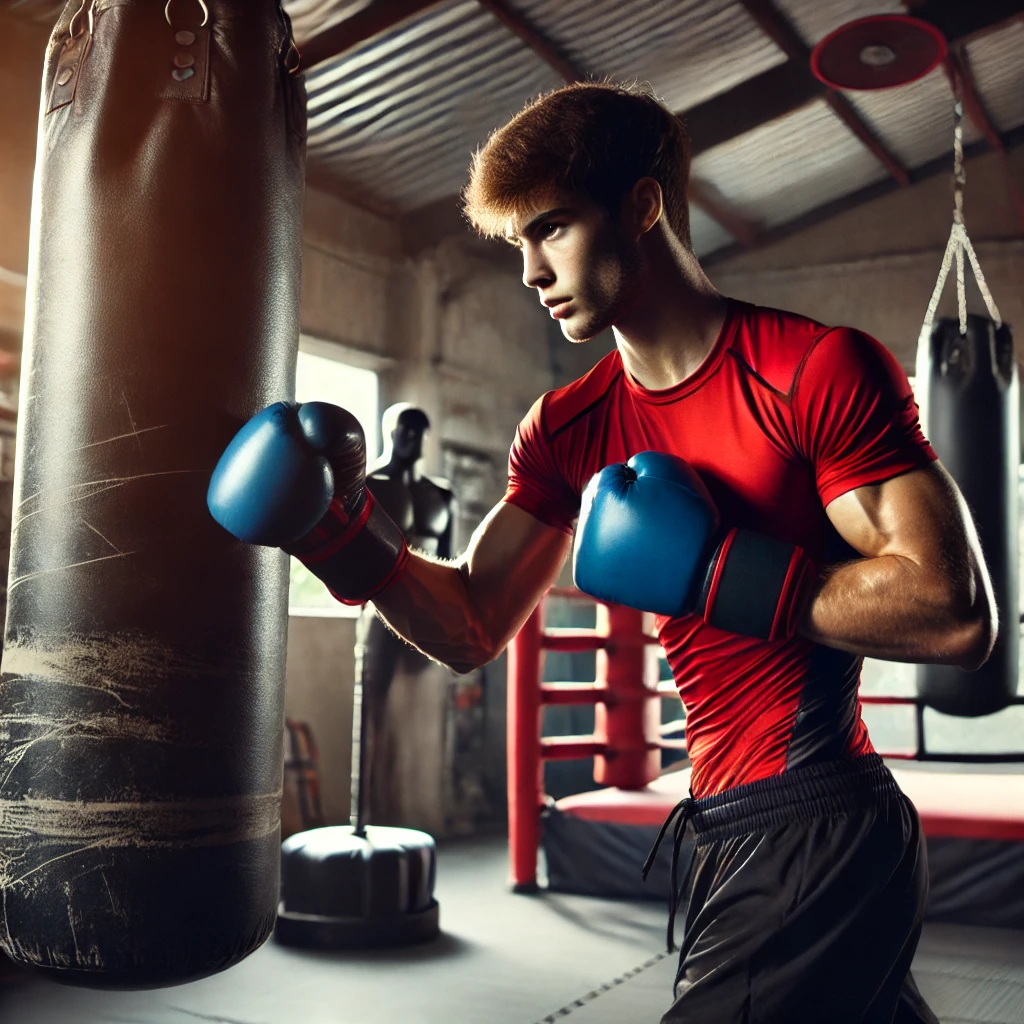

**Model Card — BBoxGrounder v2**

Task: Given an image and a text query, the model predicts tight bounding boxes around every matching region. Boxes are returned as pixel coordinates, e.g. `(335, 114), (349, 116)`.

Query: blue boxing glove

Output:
(573, 451), (818, 642)
(208, 402), (408, 605)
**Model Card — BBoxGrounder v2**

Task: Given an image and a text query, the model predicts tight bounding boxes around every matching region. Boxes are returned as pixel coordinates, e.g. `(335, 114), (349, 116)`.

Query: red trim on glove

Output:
(767, 548), (819, 642)
(699, 528), (737, 618)
(289, 494), (373, 562)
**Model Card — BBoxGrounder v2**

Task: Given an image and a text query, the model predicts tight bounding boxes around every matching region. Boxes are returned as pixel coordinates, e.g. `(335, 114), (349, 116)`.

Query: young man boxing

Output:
(209, 83), (995, 1023)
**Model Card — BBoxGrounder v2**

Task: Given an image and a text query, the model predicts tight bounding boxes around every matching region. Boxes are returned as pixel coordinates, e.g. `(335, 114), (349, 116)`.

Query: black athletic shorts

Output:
(649, 755), (939, 1024)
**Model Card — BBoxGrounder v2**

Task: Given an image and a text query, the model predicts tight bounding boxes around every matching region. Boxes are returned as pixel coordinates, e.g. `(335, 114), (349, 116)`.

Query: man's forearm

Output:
(799, 554), (994, 669)
(370, 552), (496, 674)
(360, 501), (571, 674)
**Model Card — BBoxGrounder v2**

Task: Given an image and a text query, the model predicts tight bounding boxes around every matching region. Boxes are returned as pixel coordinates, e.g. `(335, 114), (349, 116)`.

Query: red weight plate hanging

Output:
(810, 14), (948, 91)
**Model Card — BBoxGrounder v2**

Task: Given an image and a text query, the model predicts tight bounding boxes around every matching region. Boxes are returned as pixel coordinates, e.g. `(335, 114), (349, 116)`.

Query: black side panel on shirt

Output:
(785, 643), (863, 769)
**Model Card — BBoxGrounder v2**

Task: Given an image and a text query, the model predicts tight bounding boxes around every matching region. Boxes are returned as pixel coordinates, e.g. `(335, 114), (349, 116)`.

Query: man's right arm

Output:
(372, 500), (572, 674)
(206, 400), (572, 672)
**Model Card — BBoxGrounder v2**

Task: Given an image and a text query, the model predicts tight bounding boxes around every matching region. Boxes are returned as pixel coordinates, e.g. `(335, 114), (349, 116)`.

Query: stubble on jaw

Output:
(562, 231), (645, 344)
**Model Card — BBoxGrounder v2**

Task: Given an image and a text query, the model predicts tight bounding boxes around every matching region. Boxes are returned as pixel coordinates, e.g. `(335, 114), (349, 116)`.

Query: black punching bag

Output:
(917, 316), (1018, 716)
(0, 0), (306, 987)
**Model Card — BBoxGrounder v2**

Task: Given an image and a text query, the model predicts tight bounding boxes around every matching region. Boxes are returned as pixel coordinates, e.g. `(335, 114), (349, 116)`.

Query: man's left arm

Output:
(800, 462), (997, 670)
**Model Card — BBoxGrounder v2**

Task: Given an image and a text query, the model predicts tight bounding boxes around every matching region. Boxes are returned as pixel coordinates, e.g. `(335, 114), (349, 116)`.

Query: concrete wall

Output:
(288, 191), (580, 835)
(283, 190), (404, 829)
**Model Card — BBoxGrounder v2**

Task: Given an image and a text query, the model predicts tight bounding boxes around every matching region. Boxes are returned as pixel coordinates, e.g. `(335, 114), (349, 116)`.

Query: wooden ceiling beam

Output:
(685, 61), (823, 157)
(297, 0), (445, 72)
(473, 0), (586, 84)
(905, 0), (1024, 48)
(688, 181), (761, 249)
(943, 44), (1024, 230)
(682, 4), (1022, 157)
(296, 0), (1022, 252)
(702, 122), (1024, 267)
(738, 0), (910, 186)
(824, 91), (911, 187)
(469, 0), (762, 249)
(943, 46), (1003, 153)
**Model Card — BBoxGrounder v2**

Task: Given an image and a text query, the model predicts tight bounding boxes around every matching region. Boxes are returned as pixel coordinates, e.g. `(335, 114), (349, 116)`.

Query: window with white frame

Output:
(288, 340), (379, 618)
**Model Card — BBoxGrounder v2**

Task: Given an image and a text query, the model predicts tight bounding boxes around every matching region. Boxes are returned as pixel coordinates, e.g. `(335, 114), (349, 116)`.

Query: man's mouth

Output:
(547, 300), (572, 320)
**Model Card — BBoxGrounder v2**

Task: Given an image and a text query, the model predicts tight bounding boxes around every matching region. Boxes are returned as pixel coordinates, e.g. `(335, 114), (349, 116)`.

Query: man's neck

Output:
(613, 244), (728, 392)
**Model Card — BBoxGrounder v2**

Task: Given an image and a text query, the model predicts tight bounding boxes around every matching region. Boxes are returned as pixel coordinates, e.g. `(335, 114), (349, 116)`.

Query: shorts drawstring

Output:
(641, 756), (900, 956)
(642, 793), (696, 953)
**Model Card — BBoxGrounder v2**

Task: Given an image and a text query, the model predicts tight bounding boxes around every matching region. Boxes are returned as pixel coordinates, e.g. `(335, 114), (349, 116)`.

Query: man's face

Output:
(514, 192), (644, 343)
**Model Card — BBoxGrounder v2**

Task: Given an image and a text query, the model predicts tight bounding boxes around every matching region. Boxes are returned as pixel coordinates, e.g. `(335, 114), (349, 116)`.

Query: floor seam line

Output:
(531, 950), (673, 1023)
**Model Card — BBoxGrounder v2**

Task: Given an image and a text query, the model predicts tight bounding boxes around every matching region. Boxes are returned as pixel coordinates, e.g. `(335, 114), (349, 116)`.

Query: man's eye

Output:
(539, 222), (562, 238)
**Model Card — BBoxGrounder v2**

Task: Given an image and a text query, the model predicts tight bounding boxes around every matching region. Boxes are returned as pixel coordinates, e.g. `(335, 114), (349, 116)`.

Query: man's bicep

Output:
(462, 499), (573, 649)
(823, 463), (979, 570)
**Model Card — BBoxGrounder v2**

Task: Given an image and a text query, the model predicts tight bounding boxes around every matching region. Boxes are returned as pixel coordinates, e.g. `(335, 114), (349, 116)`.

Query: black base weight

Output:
(275, 899), (440, 949)
(276, 825), (440, 950)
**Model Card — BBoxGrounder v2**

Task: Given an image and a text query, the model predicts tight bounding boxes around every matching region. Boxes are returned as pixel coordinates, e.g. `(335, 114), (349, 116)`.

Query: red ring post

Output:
(593, 604), (661, 789)
(507, 593), (664, 891)
(507, 605), (544, 892)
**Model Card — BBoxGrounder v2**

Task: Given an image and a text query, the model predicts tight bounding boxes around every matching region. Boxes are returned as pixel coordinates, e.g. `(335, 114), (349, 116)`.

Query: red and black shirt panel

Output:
(504, 299), (936, 797)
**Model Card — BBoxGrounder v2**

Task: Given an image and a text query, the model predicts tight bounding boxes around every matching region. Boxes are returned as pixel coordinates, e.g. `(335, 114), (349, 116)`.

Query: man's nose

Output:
(522, 243), (553, 291)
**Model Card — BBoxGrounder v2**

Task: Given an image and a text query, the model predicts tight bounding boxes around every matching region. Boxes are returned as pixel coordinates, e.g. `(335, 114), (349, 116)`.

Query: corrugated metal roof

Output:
(689, 205), (735, 257)
(5, 0), (1022, 251)
(966, 19), (1024, 134)
(691, 98), (891, 230)
(772, 0), (906, 49)
(848, 67), (984, 173)
(507, 0), (788, 111)
(285, 0), (373, 43)
(304, 0), (562, 211)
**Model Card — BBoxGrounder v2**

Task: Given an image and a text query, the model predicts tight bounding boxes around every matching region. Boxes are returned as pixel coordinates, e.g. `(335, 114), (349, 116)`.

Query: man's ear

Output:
(626, 177), (663, 237)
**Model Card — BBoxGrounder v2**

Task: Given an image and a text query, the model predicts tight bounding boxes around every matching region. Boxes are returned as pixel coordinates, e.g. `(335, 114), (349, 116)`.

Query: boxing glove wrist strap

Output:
(285, 491), (409, 606)
(697, 527), (818, 642)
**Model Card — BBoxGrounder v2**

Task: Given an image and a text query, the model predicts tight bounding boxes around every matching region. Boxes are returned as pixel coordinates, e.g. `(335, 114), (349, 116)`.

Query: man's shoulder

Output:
(530, 349), (623, 441)
(730, 301), (838, 397)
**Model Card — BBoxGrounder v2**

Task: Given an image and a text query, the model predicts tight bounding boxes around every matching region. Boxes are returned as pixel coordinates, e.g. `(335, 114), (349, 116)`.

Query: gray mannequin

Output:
(350, 404), (454, 831)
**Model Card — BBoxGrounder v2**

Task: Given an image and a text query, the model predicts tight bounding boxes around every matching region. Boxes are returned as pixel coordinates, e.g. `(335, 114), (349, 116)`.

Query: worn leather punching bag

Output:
(917, 315), (1019, 717)
(0, 0), (306, 987)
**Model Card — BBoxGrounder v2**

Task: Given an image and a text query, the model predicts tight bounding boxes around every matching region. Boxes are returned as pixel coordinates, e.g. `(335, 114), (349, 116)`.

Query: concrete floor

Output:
(1, 835), (1022, 1024)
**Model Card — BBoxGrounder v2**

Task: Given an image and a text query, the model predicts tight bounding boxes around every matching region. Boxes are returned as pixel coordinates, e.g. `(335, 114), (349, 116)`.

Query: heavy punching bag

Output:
(0, 0), (306, 987)
(917, 316), (1019, 716)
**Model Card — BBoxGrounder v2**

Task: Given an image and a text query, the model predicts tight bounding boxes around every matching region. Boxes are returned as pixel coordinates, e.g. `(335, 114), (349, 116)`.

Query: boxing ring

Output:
(507, 588), (1024, 929)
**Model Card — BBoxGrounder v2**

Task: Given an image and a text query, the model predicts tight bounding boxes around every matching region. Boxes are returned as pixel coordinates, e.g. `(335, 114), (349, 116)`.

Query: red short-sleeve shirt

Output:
(505, 300), (936, 797)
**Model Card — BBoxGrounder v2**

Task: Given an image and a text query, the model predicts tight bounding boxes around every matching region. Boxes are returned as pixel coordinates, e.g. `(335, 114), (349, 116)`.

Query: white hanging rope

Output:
(920, 101), (1003, 333)
(915, 98), (1004, 431)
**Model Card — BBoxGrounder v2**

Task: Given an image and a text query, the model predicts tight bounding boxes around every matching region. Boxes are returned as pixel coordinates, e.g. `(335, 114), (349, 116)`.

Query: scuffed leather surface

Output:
(0, 0), (306, 987)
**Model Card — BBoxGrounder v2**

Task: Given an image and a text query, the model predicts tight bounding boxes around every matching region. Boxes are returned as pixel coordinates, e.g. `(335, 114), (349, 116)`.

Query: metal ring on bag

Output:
(68, 0), (89, 39)
(165, 0), (210, 28)
(283, 41), (301, 75)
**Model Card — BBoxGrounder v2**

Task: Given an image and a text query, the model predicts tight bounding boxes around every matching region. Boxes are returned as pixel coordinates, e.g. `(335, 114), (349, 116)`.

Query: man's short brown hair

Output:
(462, 81), (691, 246)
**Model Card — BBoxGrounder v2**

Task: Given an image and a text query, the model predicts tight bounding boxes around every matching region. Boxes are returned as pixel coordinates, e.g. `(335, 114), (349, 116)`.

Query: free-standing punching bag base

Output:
(275, 826), (440, 949)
